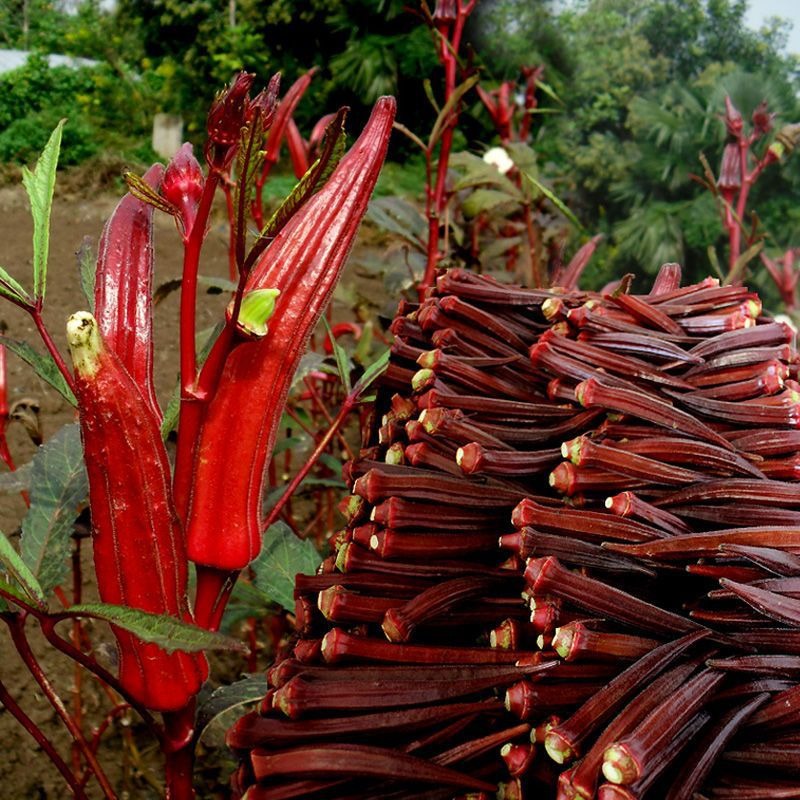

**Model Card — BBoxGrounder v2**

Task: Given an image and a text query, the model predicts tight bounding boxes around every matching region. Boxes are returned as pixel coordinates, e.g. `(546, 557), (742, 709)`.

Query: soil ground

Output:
(0, 179), (389, 798)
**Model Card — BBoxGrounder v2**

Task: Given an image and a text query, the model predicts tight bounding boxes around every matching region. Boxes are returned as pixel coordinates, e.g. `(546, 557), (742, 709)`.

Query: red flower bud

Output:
(162, 143), (204, 237)
(751, 100), (775, 137)
(207, 71), (255, 148)
(247, 71), (281, 129)
(717, 142), (741, 195)
(723, 95), (743, 137)
(433, 0), (457, 23)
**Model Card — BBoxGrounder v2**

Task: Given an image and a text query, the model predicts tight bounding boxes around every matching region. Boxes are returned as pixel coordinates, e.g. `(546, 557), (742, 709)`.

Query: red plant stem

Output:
(419, 2), (475, 295)
(0, 673), (87, 799)
(31, 304), (77, 395)
(172, 165), (222, 520)
(87, 704), (132, 757)
(263, 393), (356, 532)
(522, 201), (542, 287)
(303, 376), (355, 460)
(71, 537), (84, 776)
(221, 180), (238, 281)
(163, 705), (196, 800)
(5, 613), (117, 799)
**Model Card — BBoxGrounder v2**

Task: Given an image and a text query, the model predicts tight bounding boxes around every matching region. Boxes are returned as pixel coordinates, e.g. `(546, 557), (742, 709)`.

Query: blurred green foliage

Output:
(0, 0), (798, 288)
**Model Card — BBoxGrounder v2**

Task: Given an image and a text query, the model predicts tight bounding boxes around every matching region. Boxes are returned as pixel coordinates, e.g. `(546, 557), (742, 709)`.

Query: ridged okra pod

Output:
(67, 312), (206, 711)
(185, 97), (396, 576)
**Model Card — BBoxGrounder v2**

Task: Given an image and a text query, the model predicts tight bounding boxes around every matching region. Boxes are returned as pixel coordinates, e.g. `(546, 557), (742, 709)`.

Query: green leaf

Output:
(460, 188), (518, 218)
(67, 602), (245, 653)
(0, 265), (32, 306)
(0, 529), (46, 607)
(20, 424), (88, 596)
(322, 317), (352, 394)
(353, 347), (390, 397)
(0, 462), (32, 494)
(195, 674), (268, 743)
(76, 237), (95, 312)
(124, 171), (178, 216)
(250, 521), (322, 612)
(521, 171), (585, 232)
(22, 119), (64, 302)
(1, 338), (76, 406)
(0, 576), (34, 612)
(429, 74), (479, 150)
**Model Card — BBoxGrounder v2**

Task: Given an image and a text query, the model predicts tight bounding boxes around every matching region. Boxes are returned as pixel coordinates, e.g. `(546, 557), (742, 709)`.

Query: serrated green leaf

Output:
(0, 265), (32, 306)
(0, 529), (46, 606)
(461, 188), (518, 218)
(2, 338), (76, 405)
(353, 347), (390, 396)
(0, 576), (33, 611)
(195, 674), (269, 743)
(76, 237), (95, 311)
(322, 317), (352, 394)
(22, 120), (64, 302)
(250, 521), (322, 612)
(124, 171), (177, 216)
(68, 602), (245, 653)
(521, 171), (585, 232)
(19, 424), (88, 595)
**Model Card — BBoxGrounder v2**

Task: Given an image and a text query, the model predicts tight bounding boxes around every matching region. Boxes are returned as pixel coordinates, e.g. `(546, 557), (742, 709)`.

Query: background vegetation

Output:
(0, 0), (799, 289)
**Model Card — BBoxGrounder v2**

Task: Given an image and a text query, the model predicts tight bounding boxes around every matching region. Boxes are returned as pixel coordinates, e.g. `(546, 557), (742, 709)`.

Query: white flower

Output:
(483, 146), (513, 175)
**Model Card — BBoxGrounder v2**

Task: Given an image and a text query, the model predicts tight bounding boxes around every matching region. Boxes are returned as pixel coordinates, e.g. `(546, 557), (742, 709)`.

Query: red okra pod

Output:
(418, 407), (514, 450)
(438, 295), (532, 350)
(512, 499), (663, 543)
(688, 366), (784, 400)
(353, 466), (525, 507)
(577, 331), (701, 363)
(666, 387), (800, 426)
(404, 442), (462, 476)
(606, 527), (800, 560)
(382, 576), (496, 642)
(657, 478), (800, 508)
(568, 662), (699, 799)
(94, 163), (162, 420)
(228, 700), (499, 748)
(688, 321), (793, 359)
(417, 389), (574, 420)
(550, 463), (648, 496)
(544, 631), (708, 766)
(320, 628), (527, 665)
(605, 492), (691, 535)
(563, 436), (707, 485)
(719, 578), (800, 626)
(614, 436), (765, 478)
(457, 442), (561, 476)
(67, 313), (205, 710)
(597, 712), (712, 800)
(719, 543), (800, 576)
(647, 262), (683, 296)
(505, 680), (604, 719)
(552, 623), (659, 662)
(688, 358), (789, 388)
(370, 497), (503, 530)
(273, 662), (554, 717)
(543, 332), (693, 389)
(575, 378), (735, 451)
(317, 586), (400, 623)
(705, 654), (800, 676)
(186, 97), (395, 573)
(370, 529), (500, 559)
(601, 668), (725, 785)
(249, 743), (496, 791)
(434, 723), (532, 768)
(518, 528), (656, 576)
(525, 556), (705, 637)
(611, 292), (686, 336)
(724, 427), (800, 455)
(670, 503), (800, 528)
(684, 344), (794, 376)
(434, 269), (554, 305)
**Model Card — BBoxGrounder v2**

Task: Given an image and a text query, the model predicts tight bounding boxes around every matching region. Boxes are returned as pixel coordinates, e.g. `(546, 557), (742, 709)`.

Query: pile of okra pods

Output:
(229, 265), (800, 799)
